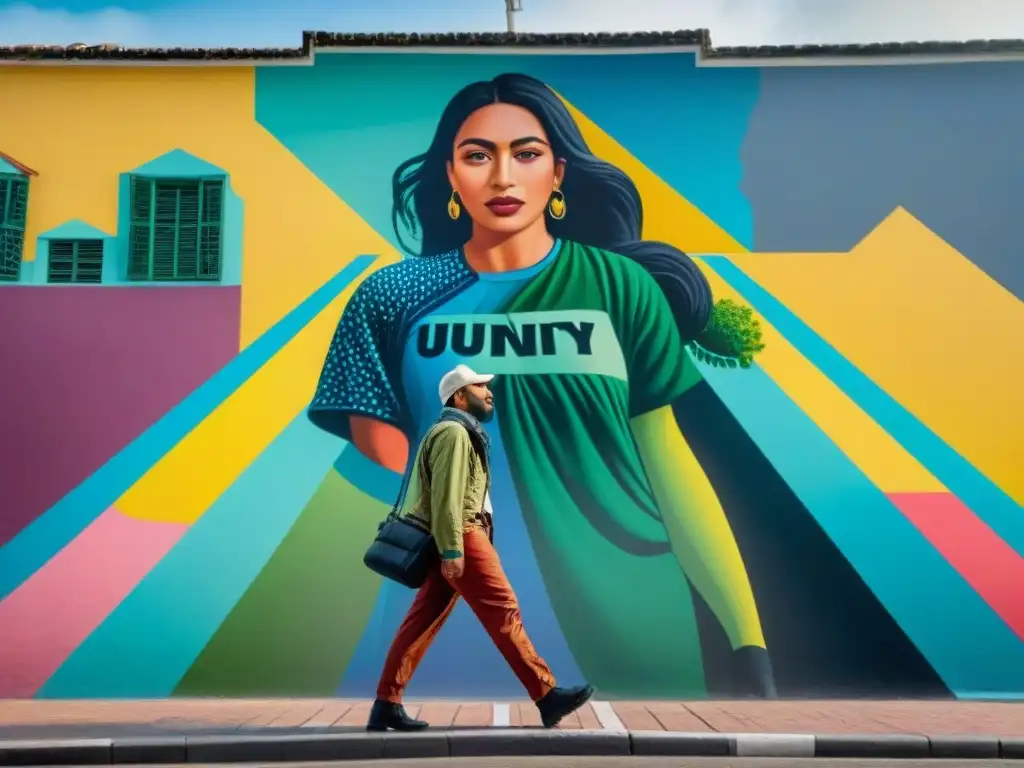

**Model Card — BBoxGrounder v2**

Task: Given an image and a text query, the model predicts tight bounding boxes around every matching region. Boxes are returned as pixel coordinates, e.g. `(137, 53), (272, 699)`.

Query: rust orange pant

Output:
(376, 525), (556, 704)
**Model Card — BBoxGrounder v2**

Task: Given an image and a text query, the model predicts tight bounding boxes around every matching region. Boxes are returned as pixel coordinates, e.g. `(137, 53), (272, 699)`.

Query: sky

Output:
(2, 0), (1024, 49)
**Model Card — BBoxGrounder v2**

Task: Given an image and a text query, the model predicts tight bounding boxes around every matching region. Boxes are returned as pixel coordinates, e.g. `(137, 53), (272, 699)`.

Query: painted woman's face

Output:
(446, 102), (565, 235)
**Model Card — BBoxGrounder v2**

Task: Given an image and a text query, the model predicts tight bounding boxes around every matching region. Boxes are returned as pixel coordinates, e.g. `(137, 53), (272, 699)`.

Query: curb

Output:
(0, 730), (1021, 764)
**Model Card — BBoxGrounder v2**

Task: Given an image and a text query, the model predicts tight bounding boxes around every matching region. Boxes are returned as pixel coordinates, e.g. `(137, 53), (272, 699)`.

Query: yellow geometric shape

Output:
(0, 67), (399, 349)
(115, 277), (363, 524)
(566, 99), (943, 494)
(731, 207), (1024, 504)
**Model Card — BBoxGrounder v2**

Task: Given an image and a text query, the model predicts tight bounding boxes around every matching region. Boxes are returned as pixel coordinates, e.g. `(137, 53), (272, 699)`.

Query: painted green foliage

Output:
(689, 300), (767, 369)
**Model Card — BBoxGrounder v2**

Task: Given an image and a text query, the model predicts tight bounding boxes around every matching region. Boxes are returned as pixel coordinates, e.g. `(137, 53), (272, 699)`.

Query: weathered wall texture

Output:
(0, 50), (1021, 701)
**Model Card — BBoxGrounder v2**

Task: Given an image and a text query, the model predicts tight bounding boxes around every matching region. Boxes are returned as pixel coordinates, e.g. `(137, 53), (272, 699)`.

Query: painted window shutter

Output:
(199, 179), (223, 279)
(128, 175), (153, 280)
(0, 174), (28, 280)
(4, 175), (28, 225)
(128, 177), (224, 281)
(47, 239), (104, 283)
(151, 181), (180, 279)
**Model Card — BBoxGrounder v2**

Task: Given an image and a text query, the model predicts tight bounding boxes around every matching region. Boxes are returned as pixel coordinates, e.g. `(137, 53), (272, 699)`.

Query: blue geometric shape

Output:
(130, 148), (226, 178)
(521, 53), (760, 248)
(0, 156), (24, 175)
(37, 219), (112, 241)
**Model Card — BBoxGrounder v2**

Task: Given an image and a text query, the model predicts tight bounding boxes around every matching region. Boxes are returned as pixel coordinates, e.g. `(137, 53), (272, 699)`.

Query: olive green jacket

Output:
(404, 421), (488, 560)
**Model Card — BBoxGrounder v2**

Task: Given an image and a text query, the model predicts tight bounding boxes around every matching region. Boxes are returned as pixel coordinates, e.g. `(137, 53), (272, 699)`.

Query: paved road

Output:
(135, 760), (1023, 767)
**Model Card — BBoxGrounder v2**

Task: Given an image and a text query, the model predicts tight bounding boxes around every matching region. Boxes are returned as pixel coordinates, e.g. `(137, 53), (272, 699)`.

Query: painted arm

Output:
(350, 415), (409, 474)
(631, 404), (766, 650)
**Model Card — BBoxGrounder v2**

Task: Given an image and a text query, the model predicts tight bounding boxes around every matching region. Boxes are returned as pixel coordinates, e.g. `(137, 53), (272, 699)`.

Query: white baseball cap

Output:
(439, 364), (494, 405)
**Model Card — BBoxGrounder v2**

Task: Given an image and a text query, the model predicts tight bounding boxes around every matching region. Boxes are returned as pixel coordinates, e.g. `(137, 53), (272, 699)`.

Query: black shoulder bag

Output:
(363, 420), (488, 589)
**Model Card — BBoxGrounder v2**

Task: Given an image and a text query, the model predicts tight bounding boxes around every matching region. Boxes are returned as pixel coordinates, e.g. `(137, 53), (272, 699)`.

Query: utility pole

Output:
(505, 0), (522, 34)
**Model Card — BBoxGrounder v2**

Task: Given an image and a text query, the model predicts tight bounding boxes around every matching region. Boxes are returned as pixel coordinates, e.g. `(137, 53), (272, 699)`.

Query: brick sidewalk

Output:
(0, 699), (1022, 739)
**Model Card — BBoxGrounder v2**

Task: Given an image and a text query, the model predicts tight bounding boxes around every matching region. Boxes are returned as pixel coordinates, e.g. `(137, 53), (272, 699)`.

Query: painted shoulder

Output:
(351, 249), (474, 323)
(562, 239), (654, 284)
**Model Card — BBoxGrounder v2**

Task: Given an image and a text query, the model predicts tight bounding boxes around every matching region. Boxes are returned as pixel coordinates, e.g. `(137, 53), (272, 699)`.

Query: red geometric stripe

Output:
(888, 492), (1024, 640)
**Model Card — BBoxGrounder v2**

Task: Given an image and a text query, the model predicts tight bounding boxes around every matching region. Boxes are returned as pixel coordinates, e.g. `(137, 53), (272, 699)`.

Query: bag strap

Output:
(463, 427), (490, 511)
(382, 436), (425, 528)
(384, 463), (414, 524)
(383, 423), (445, 525)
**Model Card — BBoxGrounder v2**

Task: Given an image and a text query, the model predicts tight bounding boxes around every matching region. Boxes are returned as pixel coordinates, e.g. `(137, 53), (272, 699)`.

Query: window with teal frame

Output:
(128, 176), (224, 281)
(47, 238), (104, 283)
(0, 172), (29, 281)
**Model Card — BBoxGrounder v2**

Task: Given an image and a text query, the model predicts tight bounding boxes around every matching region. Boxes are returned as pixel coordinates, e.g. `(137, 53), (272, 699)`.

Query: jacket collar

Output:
(438, 406), (491, 455)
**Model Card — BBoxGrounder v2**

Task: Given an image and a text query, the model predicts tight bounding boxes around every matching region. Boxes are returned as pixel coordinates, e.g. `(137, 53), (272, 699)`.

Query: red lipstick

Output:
(485, 196), (525, 216)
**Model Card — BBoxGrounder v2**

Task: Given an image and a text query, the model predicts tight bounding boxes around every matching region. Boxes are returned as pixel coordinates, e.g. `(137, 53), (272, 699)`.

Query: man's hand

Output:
(441, 557), (465, 581)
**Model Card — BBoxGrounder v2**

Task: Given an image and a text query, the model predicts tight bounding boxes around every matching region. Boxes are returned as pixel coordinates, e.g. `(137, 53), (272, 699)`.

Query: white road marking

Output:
(492, 702), (511, 727)
(591, 700), (626, 732)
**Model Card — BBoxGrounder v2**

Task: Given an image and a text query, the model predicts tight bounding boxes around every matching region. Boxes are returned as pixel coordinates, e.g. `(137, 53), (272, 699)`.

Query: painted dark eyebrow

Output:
(457, 138), (496, 151)
(511, 136), (549, 148)
(456, 136), (549, 150)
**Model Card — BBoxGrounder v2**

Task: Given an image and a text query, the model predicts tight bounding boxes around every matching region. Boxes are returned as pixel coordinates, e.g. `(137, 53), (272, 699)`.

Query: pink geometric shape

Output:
(0, 508), (187, 697)
(889, 492), (1024, 641)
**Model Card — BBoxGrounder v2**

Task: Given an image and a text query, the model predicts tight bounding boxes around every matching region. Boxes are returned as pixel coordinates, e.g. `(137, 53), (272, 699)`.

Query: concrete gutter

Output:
(0, 729), (1022, 763)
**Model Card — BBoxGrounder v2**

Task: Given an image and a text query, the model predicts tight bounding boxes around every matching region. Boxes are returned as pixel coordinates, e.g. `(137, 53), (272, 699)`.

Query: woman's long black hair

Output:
(392, 72), (713, 342)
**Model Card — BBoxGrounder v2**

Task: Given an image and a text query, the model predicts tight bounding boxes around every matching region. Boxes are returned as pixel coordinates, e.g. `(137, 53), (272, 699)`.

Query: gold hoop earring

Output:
(548, 189), (566, 220)
(447, 191), (461, 220)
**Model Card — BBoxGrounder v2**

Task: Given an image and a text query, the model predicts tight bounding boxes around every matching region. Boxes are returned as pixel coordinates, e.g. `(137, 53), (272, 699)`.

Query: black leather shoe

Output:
(366, 699), (429, 731)
(731, 646), (778, 699)
(536, 684), (595, 729)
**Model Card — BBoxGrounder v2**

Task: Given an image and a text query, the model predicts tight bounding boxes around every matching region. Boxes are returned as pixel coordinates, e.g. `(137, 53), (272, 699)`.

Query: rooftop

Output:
(2, 30), (1024, 65)
(0, 151), (38, 176)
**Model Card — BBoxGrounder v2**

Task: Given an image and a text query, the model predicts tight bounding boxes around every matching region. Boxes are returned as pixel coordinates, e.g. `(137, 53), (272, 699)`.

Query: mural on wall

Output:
(308, 72), (774, 700)
(0, 49), (1021, 702)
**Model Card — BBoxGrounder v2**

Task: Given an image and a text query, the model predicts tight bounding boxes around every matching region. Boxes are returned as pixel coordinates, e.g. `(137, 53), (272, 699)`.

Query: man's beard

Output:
(466, 391), (494, 423)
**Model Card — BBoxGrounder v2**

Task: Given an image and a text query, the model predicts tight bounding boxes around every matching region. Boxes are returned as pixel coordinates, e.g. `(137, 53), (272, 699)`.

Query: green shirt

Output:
(494, 240), (689, 551)
(405, 421), (488, 559)
(489, 240), (708, 694)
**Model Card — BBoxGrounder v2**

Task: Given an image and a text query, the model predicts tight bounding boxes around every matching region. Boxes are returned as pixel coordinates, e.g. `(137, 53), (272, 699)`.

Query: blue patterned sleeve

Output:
(307, 271), (403, 440)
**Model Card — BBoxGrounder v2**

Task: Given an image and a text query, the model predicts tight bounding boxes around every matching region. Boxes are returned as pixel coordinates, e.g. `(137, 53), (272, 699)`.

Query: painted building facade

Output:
(0, 32), (1022, 701)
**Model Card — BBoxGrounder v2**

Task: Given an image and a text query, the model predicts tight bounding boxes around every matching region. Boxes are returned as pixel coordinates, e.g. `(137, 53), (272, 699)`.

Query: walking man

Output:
(368, 364), (594, 732)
